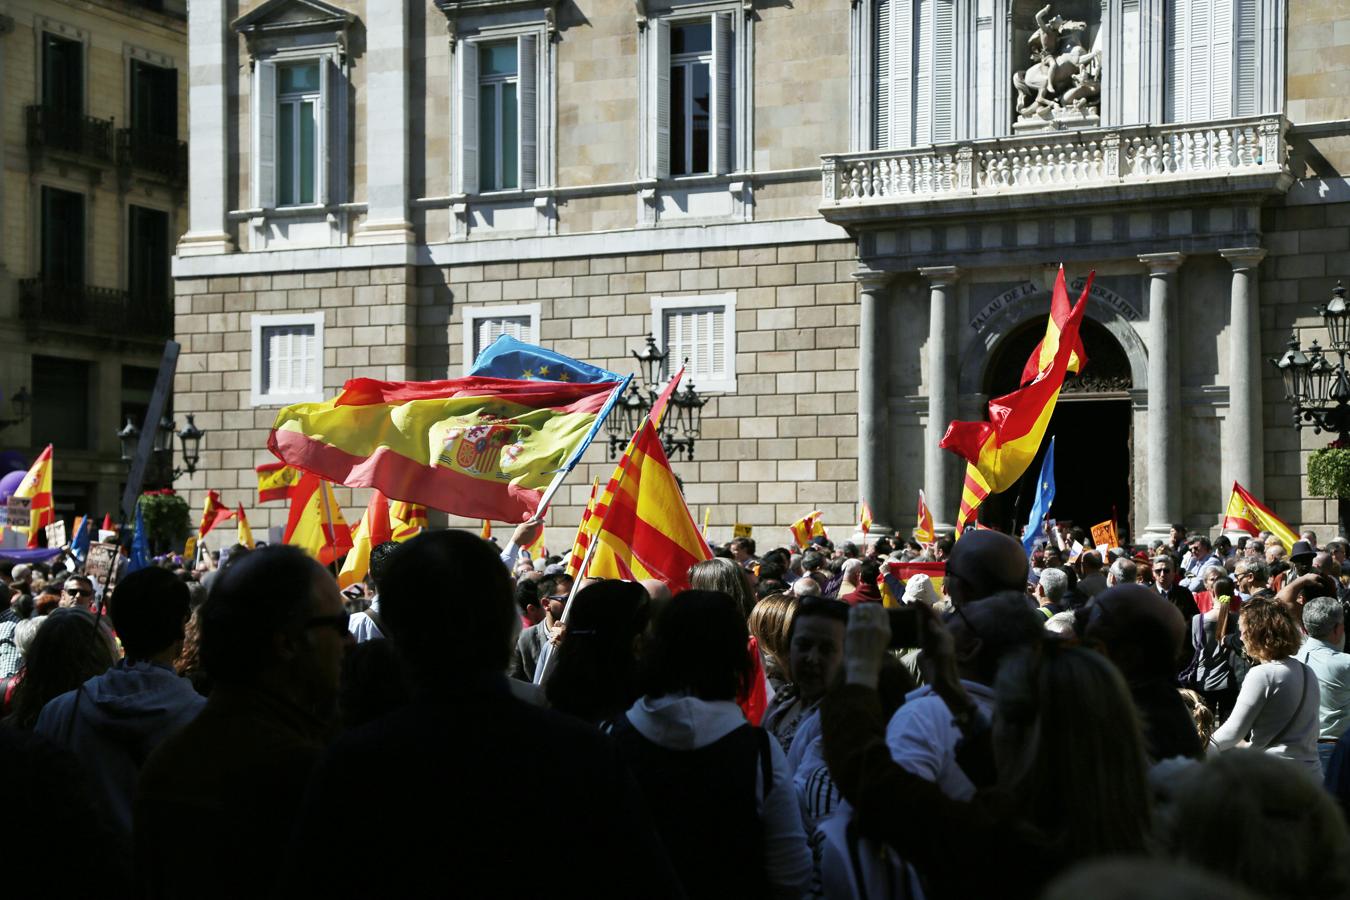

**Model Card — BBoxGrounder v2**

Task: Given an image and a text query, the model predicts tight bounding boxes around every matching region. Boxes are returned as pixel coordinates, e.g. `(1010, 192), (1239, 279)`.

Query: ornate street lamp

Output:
(117, 417), (141, 463)
(605, 334), (709, 461)
(177, 415), (204, 476)
(116, 412), (205, 480)
(0, 386), (31, 430)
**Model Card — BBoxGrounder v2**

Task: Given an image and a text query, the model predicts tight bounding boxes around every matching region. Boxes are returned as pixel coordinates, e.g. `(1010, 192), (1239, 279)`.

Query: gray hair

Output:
(1045, 610), (1078, 636)
(1039, 567), (1069, 602)
(791, 577), (821, 598)
(1107, 558), (1137, 585)
(1303, 597), (1345, 641)
(1200, 564), (1226, 583)
(1236, 559), (1269, 583)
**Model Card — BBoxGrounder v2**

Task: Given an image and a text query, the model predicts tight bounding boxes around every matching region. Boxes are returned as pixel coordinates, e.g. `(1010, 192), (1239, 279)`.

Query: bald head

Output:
(1079, 583), (1186, 681)
(944, 531), (1029, 606)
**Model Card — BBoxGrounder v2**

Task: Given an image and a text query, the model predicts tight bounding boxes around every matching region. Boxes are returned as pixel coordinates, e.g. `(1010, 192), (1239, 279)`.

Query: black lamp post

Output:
(117, 412), (205, 481)
(1271, 281), (1350, 536)
(0, 386), (31, 429)
(605, 334), (706, 460)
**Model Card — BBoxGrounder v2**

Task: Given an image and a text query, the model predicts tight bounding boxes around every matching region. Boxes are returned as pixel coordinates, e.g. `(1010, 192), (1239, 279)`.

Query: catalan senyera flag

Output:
(955, 464), (993, 539)
(588, 418), (712, 592)
(915, 491), (935, 544)
(284, 473), (353, 566)
(269, 375), (625, 524)
(338, 490), (393, 589)
(257, 461), (304, 502)
(1020, 265), (1088, 386)
(184, 490), (236, 557)
(236, 504), (255, 549)
(12, 445), (54, 548)
(941, 275), (1091, 494)
(860, 501), (873, 540)
(389, 499), (427, 543)
(1223, 482), (1298, 553)
(565, 477), (601, 578)
(789, 511), (823, 550)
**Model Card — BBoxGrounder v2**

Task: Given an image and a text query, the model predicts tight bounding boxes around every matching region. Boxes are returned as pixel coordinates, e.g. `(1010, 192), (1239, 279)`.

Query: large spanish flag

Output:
(940, 276), (1091, 494)
(588, 418), (712, 592)
(338, 490), (393, 589)
(1223, 482), (1298, 553)
(268, 375), (624, 524)
(1020, 265), (1087, 386)
(257, 461), (303, 502)
(284, 472), (353, 566)
(12, 445), (54, 548)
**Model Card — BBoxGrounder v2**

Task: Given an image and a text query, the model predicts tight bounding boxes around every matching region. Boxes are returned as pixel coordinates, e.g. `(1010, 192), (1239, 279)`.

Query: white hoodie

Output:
(625, 693), (813, 898)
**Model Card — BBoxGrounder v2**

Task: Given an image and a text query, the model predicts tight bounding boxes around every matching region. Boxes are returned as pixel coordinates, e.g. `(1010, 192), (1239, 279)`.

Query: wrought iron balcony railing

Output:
(820, 114), (1289, 217)
(18, 278), (172, 337)
(117, 128), (188, 186)
(26, 105), (115, 164)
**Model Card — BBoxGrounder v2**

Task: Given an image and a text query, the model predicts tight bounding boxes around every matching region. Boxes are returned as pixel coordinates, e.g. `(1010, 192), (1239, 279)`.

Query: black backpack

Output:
(609, 714), (774, 900)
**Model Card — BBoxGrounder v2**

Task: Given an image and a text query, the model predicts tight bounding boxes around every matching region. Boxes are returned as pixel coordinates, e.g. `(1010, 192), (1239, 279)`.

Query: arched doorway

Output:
(977, 317), (1135, 544)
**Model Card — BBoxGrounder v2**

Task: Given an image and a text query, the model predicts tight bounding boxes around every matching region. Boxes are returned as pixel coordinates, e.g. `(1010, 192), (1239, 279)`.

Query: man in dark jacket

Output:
(284, 530), (679, 897)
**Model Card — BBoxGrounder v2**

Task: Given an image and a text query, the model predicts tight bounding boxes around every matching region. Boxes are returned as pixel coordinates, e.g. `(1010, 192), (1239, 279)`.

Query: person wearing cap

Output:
(1289, 540), (1317, 574)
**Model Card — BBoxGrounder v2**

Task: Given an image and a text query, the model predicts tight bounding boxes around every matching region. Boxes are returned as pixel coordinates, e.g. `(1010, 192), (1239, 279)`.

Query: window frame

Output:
(670, 23), (713, 177)
(248, 46), (344, 213)
(462, 303), (542, 375)
(250, 312), (325, 407)
(477, 42), (521, 193)
(651, 293), (737, 393)
(276, 61), (322, 207)
(453, 26), (548, 198)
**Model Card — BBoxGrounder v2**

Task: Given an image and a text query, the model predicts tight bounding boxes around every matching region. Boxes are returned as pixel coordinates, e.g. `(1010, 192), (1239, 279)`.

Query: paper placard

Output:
(45, 520), (67, 547)
(85, 542), (119, 586)
(733, 523), (753, 538)
(6, 496), (31, 525)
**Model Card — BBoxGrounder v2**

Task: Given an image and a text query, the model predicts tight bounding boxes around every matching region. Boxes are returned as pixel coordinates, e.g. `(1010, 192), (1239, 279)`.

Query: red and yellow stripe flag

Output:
(565, 478), (602, 578)
(338, 490), (393, 589)
(268, 376), (623, 523)
(257, 461), (304, 503)
(184, 490), (237, 557)
(1020, 265), (1087, 385)
(236, 504), (255, 549)
(789, 511), (823, 550)
(390, 500), (427, 542)
(915, 491), (935, 544)
(284, 473), (353, 566)
(588, 418), (712, 592)
(941, 274), (1091, 494)
(12, 445), (54, 548)
(955, 464), (992, 540)
(1223, 482), (1298, 553)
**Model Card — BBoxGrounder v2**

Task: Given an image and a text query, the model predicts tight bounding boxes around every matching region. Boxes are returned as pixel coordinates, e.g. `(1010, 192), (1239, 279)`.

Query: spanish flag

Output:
(268, 375), (624, 524)
(236, 504), (255, 549)
(915, 491), (935, 544)
(884, 560), (945, 605)
(390, 499), (427, 542)
(338, 490), (393, 589)
(1223, 482), (1298, 553)
(941, 275), (1091, 494)
(789, 511), (823, 549)
(257, 461), (303, 502)
(1020, 265), (1087, 385)
(955, 465), (992, 539)
(565, 478), (601, 578)
(860, 501), (873, 540)
(588, 418), (712, 592)
(184, 490), (236, 557)
(283, 473), (353, 566)
(12, 445), (54, 548)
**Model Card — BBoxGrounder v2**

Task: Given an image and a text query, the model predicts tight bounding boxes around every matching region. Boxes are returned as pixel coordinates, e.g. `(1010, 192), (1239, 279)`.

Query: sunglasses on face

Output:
(305, 611), (351, 635)
(64, 587), (93, 597)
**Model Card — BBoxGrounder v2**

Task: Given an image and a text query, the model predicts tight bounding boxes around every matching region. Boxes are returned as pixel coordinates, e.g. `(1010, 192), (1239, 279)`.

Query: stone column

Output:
(177, 0), (234, 255)
(1139, 252), (1185, 539)
(854, 269), (894, 534)
(354, 0), (415, 245)
(919, 266), (962, 532)
(1221, 248), (1267, 500)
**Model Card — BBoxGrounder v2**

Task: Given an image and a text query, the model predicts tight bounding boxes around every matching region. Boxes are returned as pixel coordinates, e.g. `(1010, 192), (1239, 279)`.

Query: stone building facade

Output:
(0, 0), (188, 520)
(173, 0), (1350, 549)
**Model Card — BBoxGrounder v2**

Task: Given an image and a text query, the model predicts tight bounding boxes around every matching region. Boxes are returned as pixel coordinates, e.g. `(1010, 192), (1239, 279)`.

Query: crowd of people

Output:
(5, 515), (1350, 898)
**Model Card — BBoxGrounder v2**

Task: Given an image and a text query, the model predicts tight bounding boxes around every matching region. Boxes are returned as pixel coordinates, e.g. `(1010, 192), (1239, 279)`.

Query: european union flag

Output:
(128, 501), (151, 574)
(470, 335), (621, 385)
(69, 514), (91, 563)
(1021, 436), (1057, 557)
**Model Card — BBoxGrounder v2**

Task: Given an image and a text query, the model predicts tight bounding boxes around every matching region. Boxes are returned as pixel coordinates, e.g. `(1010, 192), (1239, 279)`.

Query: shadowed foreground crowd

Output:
(4, 525), (1350, 899)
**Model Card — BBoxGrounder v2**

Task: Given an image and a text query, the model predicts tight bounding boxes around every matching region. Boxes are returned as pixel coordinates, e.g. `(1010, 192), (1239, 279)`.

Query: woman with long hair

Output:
(822, 604), (1152, 899)
(689, 557), (756, 619)
(545, 580), (650, 724)
(747, 592), (797, 697)
(4, 609), (117, 730)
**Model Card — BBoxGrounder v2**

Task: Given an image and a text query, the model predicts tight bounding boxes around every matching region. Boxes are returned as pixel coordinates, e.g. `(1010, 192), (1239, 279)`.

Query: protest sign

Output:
(85, 542), (119, 587)
(45, 519), (67, 547)
(733, 523), (753, 538)
(6, 496), (30, 526)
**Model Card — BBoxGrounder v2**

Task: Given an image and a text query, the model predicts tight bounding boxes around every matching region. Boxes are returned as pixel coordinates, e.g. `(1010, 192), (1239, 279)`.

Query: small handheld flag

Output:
(1223, 482), (1298, 553)
(915, 492), (935, 544)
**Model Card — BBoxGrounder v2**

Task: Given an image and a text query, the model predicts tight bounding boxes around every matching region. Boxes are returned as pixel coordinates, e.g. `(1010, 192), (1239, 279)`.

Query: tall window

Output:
(128, 206), (170, 304)
(670, 22), (712, 176)
(277, 62), (319, 206)
(130, 60), (177, 139)
(872, 0), (955, 149)
(479, 43), (519, 191)
(33, 356), (91, 450)
(42, 34), (83, 115)
(1165, 0), (1260, 122)
(41, 186), (85, 286)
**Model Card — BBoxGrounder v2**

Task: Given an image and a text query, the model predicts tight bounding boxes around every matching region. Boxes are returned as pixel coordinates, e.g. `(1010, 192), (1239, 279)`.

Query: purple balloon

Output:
(0, 450), (25, 474)
(0, 469), (24, 502)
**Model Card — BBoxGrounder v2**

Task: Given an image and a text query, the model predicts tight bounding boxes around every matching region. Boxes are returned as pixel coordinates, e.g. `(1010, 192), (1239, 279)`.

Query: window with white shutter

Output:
(251, 313), (325, 406)
(873, 0), (956, 149)
(1165, 0), (1264, 123)
(455, 30), (547, 195)
(251, 56), (343, 210)
(462, 304), (542, 374)
(652, 294), (737, 393)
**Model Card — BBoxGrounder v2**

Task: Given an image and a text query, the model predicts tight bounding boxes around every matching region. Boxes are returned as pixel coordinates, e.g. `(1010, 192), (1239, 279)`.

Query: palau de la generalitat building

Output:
(169, 0), (1349, 548)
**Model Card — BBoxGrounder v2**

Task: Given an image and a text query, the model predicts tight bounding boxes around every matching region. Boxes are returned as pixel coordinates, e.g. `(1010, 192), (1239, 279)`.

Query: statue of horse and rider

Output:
(1013, 4), (1101, 121)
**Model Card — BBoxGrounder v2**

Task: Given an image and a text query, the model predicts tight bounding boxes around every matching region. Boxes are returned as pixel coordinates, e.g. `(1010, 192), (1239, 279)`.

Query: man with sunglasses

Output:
(1150, 555), (1199, 623)
(60, 575), (96, 611)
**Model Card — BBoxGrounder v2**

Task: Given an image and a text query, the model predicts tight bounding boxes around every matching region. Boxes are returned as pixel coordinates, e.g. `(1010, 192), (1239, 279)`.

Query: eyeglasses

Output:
(63, 587), (93, 598)
(305, 612), (350, 635)
(1153, 568), (1171, 576)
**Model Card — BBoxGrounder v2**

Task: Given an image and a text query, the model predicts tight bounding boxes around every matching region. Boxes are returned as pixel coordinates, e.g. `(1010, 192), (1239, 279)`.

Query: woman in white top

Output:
(1209, 595), (1322, 779)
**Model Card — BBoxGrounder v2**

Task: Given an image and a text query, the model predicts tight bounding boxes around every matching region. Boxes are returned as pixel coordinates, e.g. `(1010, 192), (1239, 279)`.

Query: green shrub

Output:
(1308, 447), (1350, 500)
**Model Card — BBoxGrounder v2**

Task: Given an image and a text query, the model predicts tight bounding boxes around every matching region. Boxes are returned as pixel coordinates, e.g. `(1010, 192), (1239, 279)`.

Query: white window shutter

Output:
(873, 0), (891, 149)
(1209, 0), (1232, 119)
(254, 60), (277, 209)
(710, 307), (726, 378)
(1233, 0), (1258, 114)
(1164, 0), (1185, 121)
(457, 42), (479, 195)
(518, 34), (539, 190)
(302, 327), (318, 392)
(650, 19), (671, 180)
(914, 0), (932, 142)
(318, 58), (333, 205)
(891, 0), (912, 148)
(712, 13), (733, 174)
(1187, 0), (1211, 120)
(931, 0), (955, 142)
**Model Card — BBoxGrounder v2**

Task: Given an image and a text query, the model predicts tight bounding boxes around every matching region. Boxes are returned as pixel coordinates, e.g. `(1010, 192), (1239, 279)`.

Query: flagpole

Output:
(531, 536), (600, 688)
(317, 480), (338, 575)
